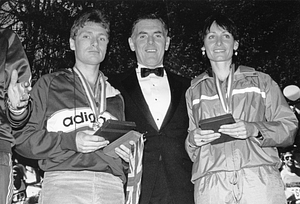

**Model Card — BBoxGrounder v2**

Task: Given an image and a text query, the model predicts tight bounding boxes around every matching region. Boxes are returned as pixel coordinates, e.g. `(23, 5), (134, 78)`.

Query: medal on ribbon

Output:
(214, 65), (234, 113)
(73, 67), (106, 130)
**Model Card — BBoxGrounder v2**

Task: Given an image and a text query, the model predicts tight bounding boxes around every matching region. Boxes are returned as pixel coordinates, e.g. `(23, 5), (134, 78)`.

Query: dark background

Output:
(1, 0), (300, 89)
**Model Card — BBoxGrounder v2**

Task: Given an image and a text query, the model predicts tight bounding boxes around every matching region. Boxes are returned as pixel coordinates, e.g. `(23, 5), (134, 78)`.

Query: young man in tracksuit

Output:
(14, 9), (131, 204)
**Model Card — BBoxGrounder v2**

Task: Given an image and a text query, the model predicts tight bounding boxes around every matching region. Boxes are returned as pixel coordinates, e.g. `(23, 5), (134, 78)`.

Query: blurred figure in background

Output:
(11, 155), (42, 204)
(281, 146), (300, 204)
(0, 28), (32, 204)
(12, 161), (27, 203)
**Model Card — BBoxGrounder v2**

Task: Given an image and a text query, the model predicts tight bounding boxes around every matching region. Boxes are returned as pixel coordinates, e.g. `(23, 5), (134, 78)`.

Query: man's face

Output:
(128, 19), (170, 68)
(69, 22), (109, 66)
(202, 21), (238, 63)
(283, 152), (295, 167)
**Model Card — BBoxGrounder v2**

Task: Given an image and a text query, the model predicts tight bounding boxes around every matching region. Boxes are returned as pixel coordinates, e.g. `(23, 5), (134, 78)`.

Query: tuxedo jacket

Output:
(108, 68), (194, 204)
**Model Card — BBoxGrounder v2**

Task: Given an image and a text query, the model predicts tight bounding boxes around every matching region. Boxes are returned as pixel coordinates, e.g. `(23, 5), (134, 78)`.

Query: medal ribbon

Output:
(74, 67), (106, 128)
(215, 66), (234, 113)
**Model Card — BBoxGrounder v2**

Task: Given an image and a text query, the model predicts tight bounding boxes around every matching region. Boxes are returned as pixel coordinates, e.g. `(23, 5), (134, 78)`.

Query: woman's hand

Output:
(188, 128), (221, 147)
(218, 119), (258, 139)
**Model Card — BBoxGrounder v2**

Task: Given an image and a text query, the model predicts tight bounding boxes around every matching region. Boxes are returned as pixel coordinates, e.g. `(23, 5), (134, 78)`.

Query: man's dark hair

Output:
(130, 14), (168, 37)
(70, 8), (110, 40)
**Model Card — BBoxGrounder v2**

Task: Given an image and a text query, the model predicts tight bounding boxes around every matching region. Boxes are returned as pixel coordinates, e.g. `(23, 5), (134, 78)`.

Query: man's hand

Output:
(7, 69), (31, 109)
(76, 130), (109, 153)
(115, 141), (135, 162)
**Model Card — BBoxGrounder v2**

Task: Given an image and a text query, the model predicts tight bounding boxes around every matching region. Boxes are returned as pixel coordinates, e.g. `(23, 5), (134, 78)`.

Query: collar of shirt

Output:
(135, 63), (170, 129)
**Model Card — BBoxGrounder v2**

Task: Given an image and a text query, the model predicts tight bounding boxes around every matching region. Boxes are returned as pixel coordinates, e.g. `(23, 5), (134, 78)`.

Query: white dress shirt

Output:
(136, 64), (171, 129)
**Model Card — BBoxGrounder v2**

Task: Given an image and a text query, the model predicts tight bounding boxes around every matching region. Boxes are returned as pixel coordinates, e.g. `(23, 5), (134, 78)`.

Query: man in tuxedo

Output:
(108, 14), (194, 204)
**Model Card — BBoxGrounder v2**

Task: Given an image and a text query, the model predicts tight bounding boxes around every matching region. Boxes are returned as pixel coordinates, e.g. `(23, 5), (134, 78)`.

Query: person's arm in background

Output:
(0, 28), (31, 146)
(6, 69), (32, 129)
(3, 28), (31, 128)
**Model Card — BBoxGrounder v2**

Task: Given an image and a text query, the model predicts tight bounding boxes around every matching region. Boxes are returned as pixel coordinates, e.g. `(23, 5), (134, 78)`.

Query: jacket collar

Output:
(191, 65), (258, 89)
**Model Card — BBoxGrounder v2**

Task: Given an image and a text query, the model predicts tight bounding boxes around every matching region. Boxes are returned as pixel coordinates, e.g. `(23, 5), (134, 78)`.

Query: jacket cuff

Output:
(60, 131), (77, 151)
(7, 101), (32, 130)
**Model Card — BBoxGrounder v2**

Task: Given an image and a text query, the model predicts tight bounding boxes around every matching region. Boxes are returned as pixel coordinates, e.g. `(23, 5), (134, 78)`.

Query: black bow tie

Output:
(140, 67), (164, 78)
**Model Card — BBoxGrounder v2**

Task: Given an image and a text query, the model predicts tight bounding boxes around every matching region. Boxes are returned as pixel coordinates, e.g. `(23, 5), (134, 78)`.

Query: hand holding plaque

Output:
(94, 120), (142, 158)
(94, 119), (136, 143)
(199, 114), (236, 145)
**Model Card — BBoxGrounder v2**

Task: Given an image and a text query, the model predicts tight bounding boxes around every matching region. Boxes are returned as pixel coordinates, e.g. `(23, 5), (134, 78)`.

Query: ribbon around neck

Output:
(73, 67), (106, 129)
(214, 66), (234, 113)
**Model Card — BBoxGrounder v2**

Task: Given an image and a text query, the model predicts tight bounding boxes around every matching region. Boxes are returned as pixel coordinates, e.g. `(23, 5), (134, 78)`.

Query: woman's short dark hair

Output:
(199, 14), (239, 46)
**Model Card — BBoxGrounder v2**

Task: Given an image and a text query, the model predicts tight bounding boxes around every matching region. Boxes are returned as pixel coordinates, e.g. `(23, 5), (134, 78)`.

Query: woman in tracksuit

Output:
(185, 14), (298, 204)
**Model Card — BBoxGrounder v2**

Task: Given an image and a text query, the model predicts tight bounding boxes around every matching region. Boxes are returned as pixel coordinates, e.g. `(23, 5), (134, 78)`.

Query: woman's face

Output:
(202, 21), (239, 63)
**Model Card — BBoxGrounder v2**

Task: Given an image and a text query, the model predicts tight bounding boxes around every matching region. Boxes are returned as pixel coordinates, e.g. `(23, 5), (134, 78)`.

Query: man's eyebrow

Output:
(137, 30), (163, 35)
(78, 30), (108, 37)
(78, 30), (92, 36)
(137, 31), (147, 35)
